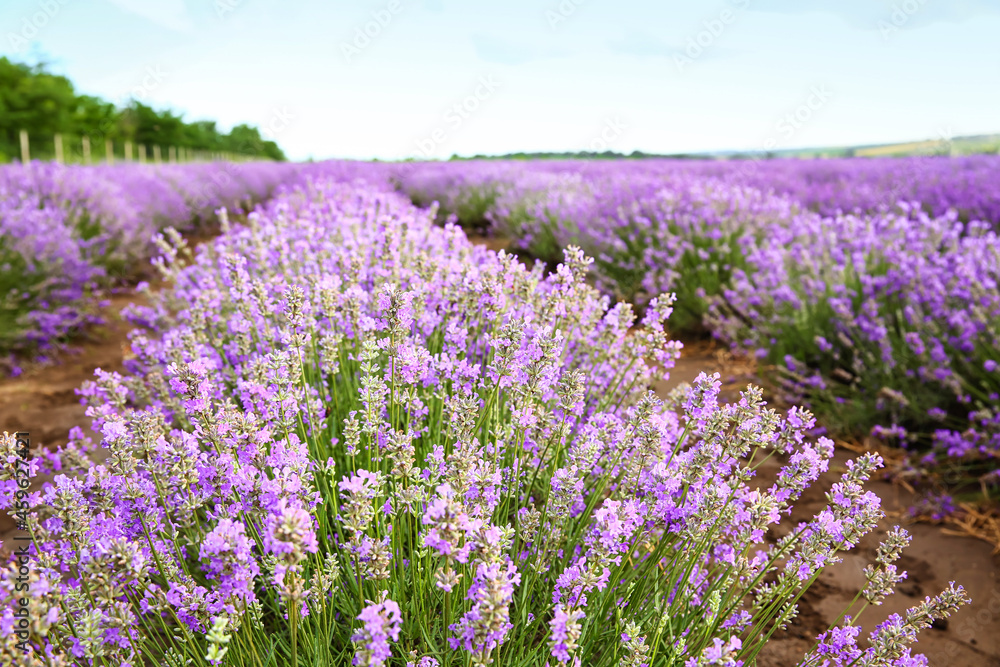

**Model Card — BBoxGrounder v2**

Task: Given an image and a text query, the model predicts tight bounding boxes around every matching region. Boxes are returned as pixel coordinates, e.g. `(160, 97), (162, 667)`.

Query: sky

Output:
(2, 0), (999, 161)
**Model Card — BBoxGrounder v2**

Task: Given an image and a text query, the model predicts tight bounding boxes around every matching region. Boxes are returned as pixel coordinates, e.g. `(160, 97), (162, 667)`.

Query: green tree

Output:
(0, 56), (288, 163)
(0, 58), (76, 160)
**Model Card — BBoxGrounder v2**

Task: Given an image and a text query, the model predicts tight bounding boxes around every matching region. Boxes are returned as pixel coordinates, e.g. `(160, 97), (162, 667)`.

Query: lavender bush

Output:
(708, 203), (1000, 492)
(0, 161), (304, 372)
(395, 160), (1000, 496)
(0, 176), (968, 666)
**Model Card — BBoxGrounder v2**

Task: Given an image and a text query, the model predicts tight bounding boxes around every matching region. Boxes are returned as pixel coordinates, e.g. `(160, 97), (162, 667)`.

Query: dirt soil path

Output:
(1, 236), (997, 666)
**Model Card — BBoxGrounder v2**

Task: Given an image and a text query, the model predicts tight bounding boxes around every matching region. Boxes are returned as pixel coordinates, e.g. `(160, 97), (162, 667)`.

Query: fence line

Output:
(11, 129), (263, 165)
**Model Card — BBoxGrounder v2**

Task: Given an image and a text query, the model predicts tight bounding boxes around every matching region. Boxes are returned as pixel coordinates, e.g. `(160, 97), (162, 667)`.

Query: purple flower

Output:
(352, 595), (402, 667)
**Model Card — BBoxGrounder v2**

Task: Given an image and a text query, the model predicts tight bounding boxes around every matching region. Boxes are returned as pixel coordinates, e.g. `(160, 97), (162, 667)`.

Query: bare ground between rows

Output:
(0, 235), (996, 666)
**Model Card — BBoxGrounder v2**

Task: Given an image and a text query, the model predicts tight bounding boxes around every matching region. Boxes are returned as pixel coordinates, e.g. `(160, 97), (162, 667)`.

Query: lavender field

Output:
(7, 0), (1000, 661)
(0, 155), (996, 666)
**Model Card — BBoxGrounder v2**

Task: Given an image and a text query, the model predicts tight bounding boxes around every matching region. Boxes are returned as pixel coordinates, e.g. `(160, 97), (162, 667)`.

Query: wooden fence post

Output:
(82, 136), (91, 164)
(138, 144), (146, 163)
(105, 139), (114, 165)
(19, 130), (29, 163)
(153, 145), (162, 163)
(54, 134), (64, 164)
(124, 140), (133, 161)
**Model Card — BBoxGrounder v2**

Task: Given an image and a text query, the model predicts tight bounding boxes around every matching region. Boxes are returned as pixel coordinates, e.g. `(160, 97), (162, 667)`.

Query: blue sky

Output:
(2, 0), (999, 161)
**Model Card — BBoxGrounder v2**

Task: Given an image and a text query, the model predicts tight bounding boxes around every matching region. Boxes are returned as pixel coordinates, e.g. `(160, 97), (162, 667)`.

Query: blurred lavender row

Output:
(0, 160), (314, 373)
(393, 155), (1000, 228)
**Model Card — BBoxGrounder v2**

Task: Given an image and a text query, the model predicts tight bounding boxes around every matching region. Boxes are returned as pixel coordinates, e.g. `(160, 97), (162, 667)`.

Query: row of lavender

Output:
(393, 159), (1000, 499)
(1, 172), (966, 665)
(0, 160), (311, 374)
(394, 156), (1000, 230)
(701, 155), (1000, 224)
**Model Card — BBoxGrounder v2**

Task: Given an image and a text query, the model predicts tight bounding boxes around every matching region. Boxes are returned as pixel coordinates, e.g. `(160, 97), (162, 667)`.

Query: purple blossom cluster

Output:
(353, 594), (402, 667)
(0, 171), (969, 666)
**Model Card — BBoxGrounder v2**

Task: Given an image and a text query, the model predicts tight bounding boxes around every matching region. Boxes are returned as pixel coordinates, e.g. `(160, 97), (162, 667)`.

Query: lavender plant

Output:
(0, 160), (306, 372)
(0, 177), (968, 666)
(708, 202), (1000, 494)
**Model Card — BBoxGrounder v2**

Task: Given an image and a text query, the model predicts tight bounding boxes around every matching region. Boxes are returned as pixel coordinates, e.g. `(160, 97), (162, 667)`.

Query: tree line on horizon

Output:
(0, 57), (286, 163)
